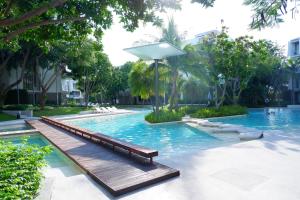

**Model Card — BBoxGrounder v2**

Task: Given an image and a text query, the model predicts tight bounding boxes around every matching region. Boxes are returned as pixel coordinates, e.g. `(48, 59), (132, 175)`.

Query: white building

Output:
(61, 78), (83, 100)
(182, 30), (219, 47)
(5, 65), (82, 105)
(287, 38), (300, 105)
(288, 38), (300, 58)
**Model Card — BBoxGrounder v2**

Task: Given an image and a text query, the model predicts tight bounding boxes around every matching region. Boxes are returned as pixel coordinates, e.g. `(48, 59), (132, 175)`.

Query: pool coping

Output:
(55, 110), (136, 121)
(0, 129), (38, 136)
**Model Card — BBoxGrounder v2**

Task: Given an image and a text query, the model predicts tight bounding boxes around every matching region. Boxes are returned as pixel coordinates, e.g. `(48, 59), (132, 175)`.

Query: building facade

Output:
(287, 38), (300, 105)
(5, 66), (81, 105)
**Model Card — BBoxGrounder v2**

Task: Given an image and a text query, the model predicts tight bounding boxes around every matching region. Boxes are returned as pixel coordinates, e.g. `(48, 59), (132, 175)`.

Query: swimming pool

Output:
(0, 123), (32, 132)
(67, 112), (239, 160)
(209, 108), (300, 133)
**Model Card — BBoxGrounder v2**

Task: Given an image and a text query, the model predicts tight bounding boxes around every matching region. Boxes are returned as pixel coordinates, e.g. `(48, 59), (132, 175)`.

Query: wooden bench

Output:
(40, 116), (158, 164)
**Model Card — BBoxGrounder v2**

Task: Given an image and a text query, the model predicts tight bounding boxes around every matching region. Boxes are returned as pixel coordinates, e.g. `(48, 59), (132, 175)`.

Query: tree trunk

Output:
(169, 68), (178, 110)
(0, 93), (6, 108)
(84, 93), (89, 107)
(232, 79), (239, 105)
(215, 82), (227, 109)
(40, 88), (47, 110)
(0, 48), (30, 107)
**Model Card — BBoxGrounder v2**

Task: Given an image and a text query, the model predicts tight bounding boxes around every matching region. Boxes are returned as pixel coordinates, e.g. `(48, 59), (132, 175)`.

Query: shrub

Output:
(2, 104), (35, 111)
(0, 138), (51, 199)
(191, 105), (247, 118)
(145, 110), (185, 123)
(179, 105), (205, 115)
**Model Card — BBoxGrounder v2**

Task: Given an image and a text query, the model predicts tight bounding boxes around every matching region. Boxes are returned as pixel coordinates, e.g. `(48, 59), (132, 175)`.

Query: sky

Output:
(102, 0), (300, 66)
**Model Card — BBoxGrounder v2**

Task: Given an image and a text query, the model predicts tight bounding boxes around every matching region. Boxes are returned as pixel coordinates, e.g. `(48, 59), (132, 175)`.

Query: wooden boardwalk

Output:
(27, 120), (179, 196)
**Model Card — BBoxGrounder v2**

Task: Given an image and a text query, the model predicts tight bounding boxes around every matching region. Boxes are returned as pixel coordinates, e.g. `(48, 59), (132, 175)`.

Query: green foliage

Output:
(191, 105), (248, 118)
(240, 40), (287, 106)
(244, 0), (298, 29)
(179, 105), (205, 115)
(33, 106), (91, 117)
(160, 17), (185, 110)
(0, 138), (51, 199)
(129, 60), (169, 100)
(0, 0), (183, 49)
(0, 112), (15, 121)
(69, 39), (112, 106)
(145, 110), (185, 123)
(195, 27), (285, 106)
(181, 77), (209, 104)
(2, 104), (34, 111)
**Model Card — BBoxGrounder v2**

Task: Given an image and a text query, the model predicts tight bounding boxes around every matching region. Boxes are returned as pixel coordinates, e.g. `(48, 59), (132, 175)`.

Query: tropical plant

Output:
(285, 57), (300, 104)
(240, 40), (287, 106)
(0, 138), (51, 199)
(145, 109), (184, 123)
(244, 0), (299, 29)
(128, 60), (170, 108)
(191, 105), (248, 118)
(160, 17), (184, 110)
(69, 39), (112, 107)
(195, 27), (284, 107)
(181, 76), (209, 104)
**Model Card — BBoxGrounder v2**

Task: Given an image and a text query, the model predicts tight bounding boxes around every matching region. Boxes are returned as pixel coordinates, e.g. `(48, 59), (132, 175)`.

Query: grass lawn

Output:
(33, 106), (92, 117)
(0, 112), (16, 121)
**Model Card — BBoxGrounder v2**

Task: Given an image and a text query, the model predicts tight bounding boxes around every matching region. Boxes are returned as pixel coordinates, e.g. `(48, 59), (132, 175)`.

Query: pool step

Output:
(184, 117), (264, 141)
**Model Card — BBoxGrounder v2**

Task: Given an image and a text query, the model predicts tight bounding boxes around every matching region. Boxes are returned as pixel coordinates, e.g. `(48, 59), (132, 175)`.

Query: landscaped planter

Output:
(2, 110), (33, 118)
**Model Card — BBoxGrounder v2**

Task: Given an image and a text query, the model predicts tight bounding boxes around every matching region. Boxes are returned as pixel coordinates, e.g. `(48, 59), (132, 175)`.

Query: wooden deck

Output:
(27, 120), (179, 196)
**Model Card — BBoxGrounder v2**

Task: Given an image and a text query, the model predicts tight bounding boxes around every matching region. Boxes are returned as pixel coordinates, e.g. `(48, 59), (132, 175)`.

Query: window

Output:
(297, 78), (300, 89)
(293, 41), (299, 56)
(23, 69), (40, 91)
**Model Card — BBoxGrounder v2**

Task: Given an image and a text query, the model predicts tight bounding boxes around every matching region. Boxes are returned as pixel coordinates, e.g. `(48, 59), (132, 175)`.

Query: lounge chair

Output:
(94, 107), (107, 113)
(239, 131), (264, 140)
(105, 107), (115, 112)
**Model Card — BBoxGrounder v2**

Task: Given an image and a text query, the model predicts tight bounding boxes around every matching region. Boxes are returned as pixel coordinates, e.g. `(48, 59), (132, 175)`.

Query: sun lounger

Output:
(94, 107), (106, 113)
(239, 131), (264, 140)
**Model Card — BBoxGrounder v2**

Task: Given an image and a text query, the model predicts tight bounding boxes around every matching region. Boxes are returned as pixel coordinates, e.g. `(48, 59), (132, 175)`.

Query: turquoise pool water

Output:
(68, 112), (239, 160)
(0, 123), (32, 132)
(209, 108), (300, 132)
(3, 134), (73, 168)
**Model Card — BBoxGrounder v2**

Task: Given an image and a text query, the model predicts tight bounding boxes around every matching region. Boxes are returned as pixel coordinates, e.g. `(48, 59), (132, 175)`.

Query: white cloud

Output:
(102, 0), (300, 66)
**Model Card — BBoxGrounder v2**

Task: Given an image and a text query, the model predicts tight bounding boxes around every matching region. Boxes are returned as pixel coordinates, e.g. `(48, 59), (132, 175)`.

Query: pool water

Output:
(0, 123), (32, 132)
(210, 108), (300, 132)
(3, 134), (73, 168)
(68, 112), (239, 160)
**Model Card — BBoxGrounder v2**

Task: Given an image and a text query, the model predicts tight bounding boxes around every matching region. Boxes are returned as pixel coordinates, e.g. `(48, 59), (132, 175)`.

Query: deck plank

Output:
(27, 120), (179, 196)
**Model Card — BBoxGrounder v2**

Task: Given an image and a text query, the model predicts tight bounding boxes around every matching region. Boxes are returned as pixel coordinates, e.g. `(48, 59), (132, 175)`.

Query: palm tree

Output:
(128, 61), (170, 110)
(160, 17), (183, 110)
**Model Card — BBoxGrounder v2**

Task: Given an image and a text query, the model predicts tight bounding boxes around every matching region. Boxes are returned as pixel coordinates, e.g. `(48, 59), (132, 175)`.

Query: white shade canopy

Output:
(123, 42), (185, 60)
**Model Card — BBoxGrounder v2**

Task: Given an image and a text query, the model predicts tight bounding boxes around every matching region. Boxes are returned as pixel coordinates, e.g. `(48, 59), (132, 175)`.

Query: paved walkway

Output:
(32, 129), (300, 200)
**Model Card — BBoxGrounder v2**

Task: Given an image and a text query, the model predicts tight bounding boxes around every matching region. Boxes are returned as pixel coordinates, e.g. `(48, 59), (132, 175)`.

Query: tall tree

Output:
(160, 17), (183, 110)
(0, 0), (182, 48)
(0, 42), (32, 107)
(35, 43), (69, 109)
(68, 39), (112, 107)
(128, 60), (169, 108)
(244, 0), (299, 29)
